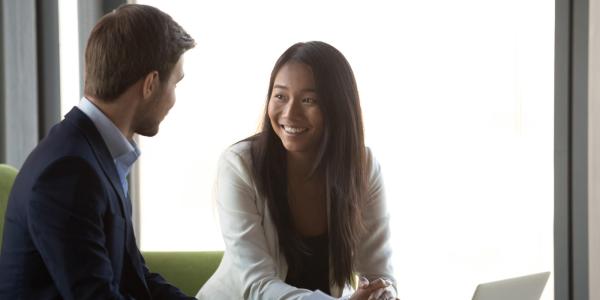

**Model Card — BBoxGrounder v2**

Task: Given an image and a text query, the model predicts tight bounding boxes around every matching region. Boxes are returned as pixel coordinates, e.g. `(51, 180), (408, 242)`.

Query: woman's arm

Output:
(354, 149), (397, 298)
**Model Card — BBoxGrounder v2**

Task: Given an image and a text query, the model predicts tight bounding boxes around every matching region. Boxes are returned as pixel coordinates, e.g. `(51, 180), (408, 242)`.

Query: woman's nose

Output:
(282, 98), (301, 118)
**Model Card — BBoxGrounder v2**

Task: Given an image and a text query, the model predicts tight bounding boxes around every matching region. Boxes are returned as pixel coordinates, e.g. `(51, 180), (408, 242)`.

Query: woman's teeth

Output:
(282, 125), (308, 134)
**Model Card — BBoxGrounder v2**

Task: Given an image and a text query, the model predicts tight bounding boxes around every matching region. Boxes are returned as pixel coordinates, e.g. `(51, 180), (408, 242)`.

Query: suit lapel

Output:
(64, 108), (129, 218)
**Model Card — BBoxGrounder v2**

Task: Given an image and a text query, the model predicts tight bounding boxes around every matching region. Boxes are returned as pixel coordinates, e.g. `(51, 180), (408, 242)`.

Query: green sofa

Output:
(0, 163), (222, 297)
(0, 164), (18, 250)
(143, 251), (223, 296)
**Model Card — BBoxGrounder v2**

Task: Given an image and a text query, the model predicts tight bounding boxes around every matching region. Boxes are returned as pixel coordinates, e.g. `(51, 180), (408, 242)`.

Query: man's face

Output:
(135, 57), (184, 137)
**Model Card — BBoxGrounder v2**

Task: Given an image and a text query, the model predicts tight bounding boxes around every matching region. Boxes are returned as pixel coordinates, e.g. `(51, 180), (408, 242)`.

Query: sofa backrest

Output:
(0, 164), (18, 250)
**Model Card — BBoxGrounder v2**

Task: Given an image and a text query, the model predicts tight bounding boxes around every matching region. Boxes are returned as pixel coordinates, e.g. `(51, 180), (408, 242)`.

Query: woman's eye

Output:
(273, 94), (285, 100)
(303, 97), (317, 104)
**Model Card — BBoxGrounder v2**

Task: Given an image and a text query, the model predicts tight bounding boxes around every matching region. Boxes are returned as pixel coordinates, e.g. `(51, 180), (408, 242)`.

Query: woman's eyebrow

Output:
(273, 84), (316, 93)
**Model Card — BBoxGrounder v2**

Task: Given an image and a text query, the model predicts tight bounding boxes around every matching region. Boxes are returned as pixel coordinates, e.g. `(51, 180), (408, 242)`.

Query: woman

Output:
(197, 41), (397, 300)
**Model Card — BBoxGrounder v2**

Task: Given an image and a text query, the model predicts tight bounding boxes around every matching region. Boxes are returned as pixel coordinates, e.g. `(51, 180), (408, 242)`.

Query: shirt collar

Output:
(77, 97), (141, 170)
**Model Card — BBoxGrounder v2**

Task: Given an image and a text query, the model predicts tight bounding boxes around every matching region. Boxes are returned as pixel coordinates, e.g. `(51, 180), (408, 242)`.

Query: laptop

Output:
(472, 272), (550, 300)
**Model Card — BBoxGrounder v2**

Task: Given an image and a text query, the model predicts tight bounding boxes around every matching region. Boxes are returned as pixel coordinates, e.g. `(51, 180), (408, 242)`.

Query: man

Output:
(0, 4), (196, 299)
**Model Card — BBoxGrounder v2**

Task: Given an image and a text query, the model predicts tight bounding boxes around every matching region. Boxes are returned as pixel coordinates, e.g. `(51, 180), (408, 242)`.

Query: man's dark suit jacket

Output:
(0, 108), (193, 299)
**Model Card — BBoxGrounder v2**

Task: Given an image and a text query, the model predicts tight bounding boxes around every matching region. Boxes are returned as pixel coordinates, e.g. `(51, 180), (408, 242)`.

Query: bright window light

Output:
(132, 1), (553, 299)
(58, 0), (80, 116)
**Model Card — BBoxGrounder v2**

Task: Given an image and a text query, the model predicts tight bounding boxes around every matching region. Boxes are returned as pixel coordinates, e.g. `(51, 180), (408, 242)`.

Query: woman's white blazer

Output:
(197, 141), (395, 300)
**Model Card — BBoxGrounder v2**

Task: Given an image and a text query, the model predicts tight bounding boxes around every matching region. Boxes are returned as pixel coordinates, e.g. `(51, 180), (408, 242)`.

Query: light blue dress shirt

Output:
(77, 97), (140, 197)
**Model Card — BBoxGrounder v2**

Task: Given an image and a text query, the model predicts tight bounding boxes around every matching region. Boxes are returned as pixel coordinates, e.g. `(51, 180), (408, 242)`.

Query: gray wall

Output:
(588, 0), (600, 298)
(37, 0), (61, 138)
(0, 1), (4, 162)
(1, 0), (39, 168)
(555, 0), (600, 299)
(554, 0), (571, 297)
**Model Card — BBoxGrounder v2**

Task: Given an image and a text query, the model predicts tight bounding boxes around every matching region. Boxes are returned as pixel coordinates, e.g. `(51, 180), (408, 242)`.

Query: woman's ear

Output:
(142, 71), (160, 99)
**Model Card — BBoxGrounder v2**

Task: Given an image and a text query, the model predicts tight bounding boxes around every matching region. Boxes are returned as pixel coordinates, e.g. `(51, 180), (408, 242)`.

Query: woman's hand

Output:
(348, 277), (398, 300)
(366, 284), (396, 300)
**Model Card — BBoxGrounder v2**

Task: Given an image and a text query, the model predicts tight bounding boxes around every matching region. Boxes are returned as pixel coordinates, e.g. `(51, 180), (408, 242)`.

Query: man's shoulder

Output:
(34, 122), (93, 162)
(17, 117), (102, 185)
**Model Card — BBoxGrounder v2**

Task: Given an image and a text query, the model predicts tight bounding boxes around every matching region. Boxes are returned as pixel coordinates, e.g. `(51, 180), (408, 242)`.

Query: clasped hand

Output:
(349, 277), (398, 300)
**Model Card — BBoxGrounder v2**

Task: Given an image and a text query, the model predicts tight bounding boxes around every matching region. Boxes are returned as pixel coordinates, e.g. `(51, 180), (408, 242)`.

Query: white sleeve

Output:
(354, 149), (397, 291)
(216, 148), (330, 300)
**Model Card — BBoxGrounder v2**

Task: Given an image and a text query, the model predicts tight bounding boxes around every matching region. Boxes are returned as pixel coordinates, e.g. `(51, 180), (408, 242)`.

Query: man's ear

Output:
(142, 71), (160, 99)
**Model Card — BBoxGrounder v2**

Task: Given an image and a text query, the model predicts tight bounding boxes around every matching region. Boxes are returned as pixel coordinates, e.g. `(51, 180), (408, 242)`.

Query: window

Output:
(58, 0), (80, 116)
(69, 1), (553, 298)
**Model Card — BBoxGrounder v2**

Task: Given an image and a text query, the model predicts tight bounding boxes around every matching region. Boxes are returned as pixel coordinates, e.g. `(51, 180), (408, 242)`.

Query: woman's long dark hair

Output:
(249, 41), (367, 288)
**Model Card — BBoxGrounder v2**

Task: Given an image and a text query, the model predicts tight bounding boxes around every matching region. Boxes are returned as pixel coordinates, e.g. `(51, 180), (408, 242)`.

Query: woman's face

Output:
(268, 62), (324, 156)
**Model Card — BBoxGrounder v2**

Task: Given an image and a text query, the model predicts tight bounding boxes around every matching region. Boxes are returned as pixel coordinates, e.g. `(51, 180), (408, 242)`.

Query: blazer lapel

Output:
(64, 108), (129, 217)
